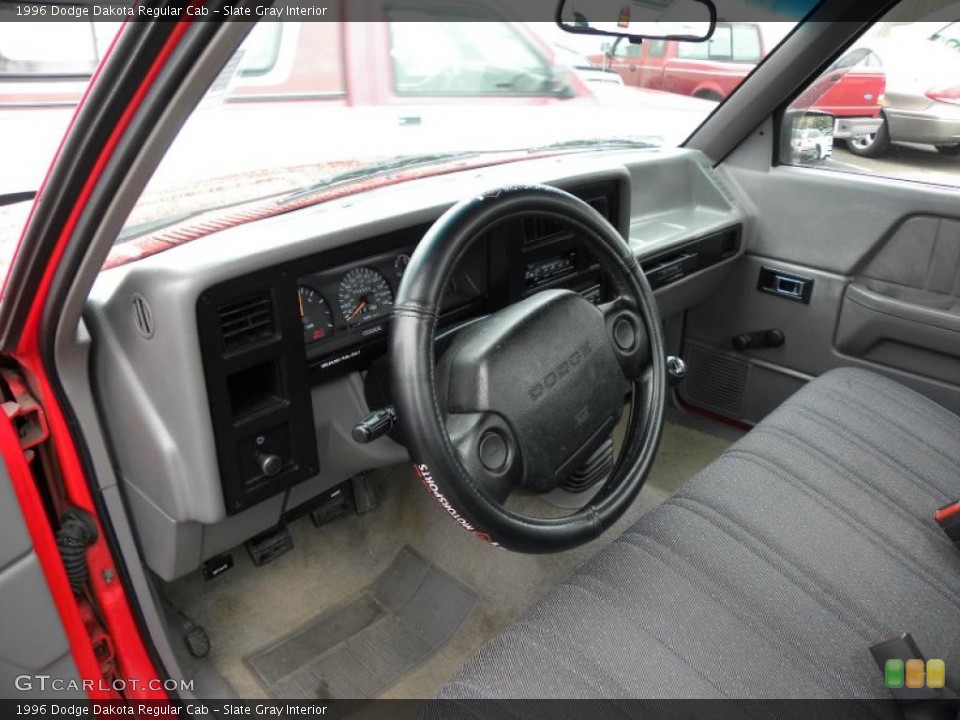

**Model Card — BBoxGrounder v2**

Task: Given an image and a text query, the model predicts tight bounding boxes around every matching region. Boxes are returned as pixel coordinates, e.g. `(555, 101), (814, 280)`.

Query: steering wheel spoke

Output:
(600, 297), (651, 382)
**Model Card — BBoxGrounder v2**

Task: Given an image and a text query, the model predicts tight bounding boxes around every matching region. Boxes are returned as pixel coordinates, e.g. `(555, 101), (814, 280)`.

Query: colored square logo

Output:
(927, 659), (946, 689)
(885, 659), (904, 688)
(905, 659), (925, 688)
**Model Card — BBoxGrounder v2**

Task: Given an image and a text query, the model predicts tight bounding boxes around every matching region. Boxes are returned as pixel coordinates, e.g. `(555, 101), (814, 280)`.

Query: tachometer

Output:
(298, 286), (335, 344)
(338, 267), (394, 326)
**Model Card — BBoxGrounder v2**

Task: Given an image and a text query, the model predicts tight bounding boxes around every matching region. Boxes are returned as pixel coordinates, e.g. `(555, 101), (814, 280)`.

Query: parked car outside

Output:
(845, 26), (960, 157)
(791, 126), (834, 161)
(590, 22), (886, 140)
(0, 14), (716, 198)
(550, 43), (625, 86)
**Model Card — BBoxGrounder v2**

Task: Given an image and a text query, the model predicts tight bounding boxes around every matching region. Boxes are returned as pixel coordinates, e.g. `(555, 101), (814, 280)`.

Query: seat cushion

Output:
(435, 368), (960, 700)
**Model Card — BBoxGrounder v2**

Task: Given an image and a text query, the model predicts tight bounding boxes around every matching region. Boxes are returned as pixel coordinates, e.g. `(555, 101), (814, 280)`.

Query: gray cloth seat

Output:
(436, 368), (960, 701)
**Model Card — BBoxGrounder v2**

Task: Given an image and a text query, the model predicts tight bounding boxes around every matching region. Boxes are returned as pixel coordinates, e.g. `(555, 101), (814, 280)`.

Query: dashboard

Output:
(294, 186), (614, 382)
(195, 181), (620, 515)
(85, 149), (748, 580)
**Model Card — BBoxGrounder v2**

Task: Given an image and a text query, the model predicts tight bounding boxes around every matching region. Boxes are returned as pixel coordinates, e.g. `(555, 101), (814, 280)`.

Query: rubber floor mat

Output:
(244, 546), (476, 700)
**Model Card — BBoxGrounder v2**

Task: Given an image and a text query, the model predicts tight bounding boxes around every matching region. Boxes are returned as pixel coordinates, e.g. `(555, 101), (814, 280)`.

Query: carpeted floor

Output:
(163, 420), (732, 700)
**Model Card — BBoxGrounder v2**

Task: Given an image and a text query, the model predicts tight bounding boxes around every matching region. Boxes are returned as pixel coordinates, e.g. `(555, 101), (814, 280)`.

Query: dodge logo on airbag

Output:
(528, 341), (592, 402)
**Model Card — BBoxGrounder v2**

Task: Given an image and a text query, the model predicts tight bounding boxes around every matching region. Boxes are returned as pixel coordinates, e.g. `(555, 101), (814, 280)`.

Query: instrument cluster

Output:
(296, 241), (487, 376)
(297, 251), (408, 349)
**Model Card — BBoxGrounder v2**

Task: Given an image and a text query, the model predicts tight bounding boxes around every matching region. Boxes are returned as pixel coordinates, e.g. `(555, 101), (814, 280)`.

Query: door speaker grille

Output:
(680, 341), (750, 418)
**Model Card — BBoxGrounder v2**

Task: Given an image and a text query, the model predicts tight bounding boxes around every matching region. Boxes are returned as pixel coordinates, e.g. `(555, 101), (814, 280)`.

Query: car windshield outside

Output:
(0, 2), (816, 265)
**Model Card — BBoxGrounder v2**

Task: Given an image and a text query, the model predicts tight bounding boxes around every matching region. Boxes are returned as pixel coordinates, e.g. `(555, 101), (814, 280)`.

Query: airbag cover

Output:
(442, 289), (627, 492)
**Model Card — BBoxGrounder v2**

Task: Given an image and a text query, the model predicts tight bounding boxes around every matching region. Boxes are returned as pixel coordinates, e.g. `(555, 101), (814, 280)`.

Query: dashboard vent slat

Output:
(218, 292), (275, 353)
(131, 294), (154, 339)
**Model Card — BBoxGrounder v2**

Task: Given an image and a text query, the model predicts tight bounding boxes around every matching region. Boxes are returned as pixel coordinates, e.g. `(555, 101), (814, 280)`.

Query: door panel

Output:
(680, 121), (960, 423)
(0, 457), (83, 699)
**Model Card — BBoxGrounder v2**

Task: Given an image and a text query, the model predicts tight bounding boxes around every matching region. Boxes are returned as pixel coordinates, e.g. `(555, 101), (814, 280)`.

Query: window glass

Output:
(613, 39), (642, 58)
(931, 21), (960, 50)
(238, 24), (284, 77)
(0, 4), (808, 256)
(647, 40), (667, 58)
(678, 25), (732, 60)
(0, 22), (114, 76)
(389, 10), (553, 95)
(732, 25), (762, 63)
(782, 13), (960, 189)
(676, 25), (760, 63)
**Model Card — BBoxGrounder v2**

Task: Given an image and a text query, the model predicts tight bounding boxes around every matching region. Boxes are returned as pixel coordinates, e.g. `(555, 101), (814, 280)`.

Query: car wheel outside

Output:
(694, 90), (723, 102)
(845, 116), (891, 158)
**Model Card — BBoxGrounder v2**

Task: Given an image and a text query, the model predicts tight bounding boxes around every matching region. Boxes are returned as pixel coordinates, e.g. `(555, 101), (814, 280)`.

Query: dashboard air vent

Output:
(131, 293), (154, 339)
(218, 292), (275, 353)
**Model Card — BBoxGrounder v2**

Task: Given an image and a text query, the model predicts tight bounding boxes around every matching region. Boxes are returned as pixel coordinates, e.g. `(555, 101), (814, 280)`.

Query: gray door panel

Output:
(681, 125), (960, 422)
(0, 455), (84, 699)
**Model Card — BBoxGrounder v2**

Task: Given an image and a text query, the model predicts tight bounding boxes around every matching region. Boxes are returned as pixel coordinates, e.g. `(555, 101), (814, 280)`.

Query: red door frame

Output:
(4, 13), (205, 701)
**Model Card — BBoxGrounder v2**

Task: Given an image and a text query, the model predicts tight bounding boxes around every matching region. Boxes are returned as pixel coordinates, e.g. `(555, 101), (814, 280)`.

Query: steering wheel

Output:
(390, 185), (666, 552)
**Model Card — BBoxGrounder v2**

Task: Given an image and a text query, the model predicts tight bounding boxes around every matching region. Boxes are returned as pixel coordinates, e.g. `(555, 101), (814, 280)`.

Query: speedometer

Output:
(338, 267), (394, 326)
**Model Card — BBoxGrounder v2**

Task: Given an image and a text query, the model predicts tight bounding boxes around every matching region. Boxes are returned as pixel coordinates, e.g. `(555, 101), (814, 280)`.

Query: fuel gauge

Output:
(298, 286), (334, 344)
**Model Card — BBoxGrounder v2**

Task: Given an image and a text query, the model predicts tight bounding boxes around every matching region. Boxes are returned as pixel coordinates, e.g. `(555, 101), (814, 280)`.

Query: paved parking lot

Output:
(824, 142), (958, 187)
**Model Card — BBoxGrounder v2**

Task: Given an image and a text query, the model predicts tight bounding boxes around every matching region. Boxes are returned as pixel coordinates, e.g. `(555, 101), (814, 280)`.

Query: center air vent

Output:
(218, 292), (275, 353)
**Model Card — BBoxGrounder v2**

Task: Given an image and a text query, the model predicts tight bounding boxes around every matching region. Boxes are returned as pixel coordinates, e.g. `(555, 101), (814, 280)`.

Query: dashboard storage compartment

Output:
(641, 226), (741, 291)
(227, 359), (284, 419)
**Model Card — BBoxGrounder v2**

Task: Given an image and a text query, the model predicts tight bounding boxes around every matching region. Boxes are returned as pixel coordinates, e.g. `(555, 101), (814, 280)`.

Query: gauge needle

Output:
(298, 291), (304, 317)
(347, 299), (367, 321)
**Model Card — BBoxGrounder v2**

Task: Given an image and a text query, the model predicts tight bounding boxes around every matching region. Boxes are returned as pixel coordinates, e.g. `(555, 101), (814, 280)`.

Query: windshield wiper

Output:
(527, 137), (661, 153)
(0, 190), (36, 207)
(280, 152), (485, 204)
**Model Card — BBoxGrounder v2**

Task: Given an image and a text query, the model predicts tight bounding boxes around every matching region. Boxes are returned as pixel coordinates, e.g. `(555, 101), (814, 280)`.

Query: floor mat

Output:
(244, 547), (476, 700)
(167, 422), (732, 699)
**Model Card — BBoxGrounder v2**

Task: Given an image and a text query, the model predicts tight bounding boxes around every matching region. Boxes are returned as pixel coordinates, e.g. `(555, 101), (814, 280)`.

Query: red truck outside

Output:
(589, 22), (886, 139)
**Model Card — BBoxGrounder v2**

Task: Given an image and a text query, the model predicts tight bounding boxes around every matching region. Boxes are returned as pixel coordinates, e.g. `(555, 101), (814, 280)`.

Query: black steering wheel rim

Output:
(390, 184), (666, 552)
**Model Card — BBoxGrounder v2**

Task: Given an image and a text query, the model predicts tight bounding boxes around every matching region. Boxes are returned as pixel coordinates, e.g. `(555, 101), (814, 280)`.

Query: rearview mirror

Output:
(556, 0), (717, 42)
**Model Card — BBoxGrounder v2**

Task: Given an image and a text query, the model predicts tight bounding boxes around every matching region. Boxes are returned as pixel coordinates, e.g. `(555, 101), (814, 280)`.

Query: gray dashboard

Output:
(84, 147), (747, 580)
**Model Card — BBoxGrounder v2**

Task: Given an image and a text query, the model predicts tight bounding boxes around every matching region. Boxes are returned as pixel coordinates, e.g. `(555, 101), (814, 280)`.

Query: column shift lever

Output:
(666, 356), (687, 387)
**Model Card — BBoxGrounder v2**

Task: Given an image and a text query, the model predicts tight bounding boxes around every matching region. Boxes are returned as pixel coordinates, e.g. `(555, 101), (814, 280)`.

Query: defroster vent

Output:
(218, 292), (275, 353)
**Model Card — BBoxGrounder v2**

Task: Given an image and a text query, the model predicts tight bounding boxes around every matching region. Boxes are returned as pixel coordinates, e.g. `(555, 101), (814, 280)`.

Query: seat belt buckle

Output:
(934, 501), (960, 543)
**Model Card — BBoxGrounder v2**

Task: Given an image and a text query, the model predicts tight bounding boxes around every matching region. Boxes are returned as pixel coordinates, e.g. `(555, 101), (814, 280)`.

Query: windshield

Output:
(0, 2), (813, 262)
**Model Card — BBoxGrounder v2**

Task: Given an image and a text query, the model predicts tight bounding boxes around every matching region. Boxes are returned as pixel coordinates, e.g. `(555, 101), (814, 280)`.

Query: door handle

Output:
(758, 267), (813, 304)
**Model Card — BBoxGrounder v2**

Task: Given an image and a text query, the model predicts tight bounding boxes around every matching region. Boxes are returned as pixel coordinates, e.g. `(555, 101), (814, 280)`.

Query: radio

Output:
(525, 253), (577, 288)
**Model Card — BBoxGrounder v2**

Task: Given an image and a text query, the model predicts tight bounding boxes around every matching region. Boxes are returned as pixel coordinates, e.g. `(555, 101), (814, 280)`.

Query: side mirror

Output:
(781, 110), (836, 166)
(556, 0), (716, 43)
